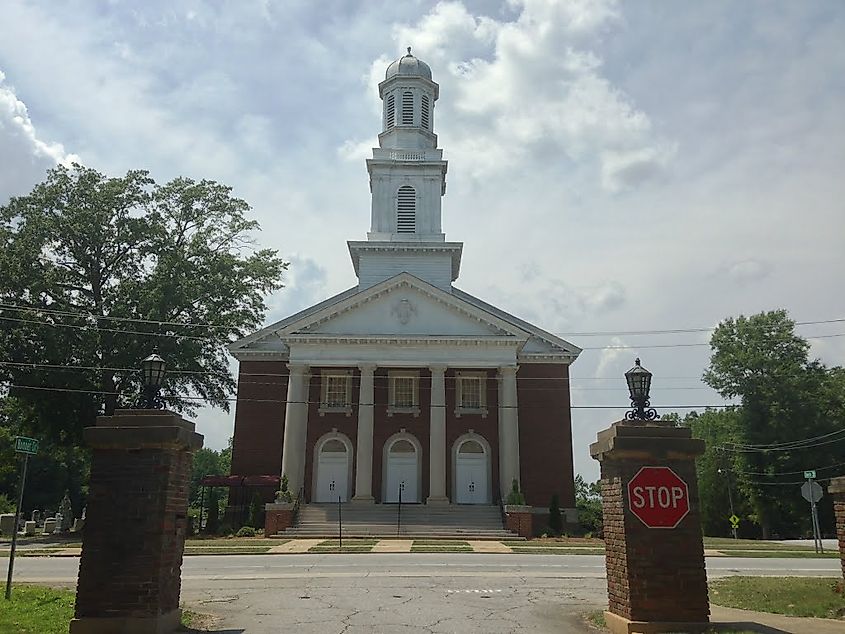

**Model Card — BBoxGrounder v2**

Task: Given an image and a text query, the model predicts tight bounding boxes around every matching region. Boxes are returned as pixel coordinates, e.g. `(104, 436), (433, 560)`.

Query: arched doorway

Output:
(384, 436), (420, 503)
(454, 436), (491, 504)
(314, 436), (351, 502)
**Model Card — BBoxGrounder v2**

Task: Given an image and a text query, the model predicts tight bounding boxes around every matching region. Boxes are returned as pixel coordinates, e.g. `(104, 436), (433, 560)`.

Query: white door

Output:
(315, 439), (349, 502)
(385, 439), (419, 503)
(455, 440), (488, 504)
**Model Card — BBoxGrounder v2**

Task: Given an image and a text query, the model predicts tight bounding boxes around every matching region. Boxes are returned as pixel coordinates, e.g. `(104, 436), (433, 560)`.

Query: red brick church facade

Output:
(227, 51), (580, 525)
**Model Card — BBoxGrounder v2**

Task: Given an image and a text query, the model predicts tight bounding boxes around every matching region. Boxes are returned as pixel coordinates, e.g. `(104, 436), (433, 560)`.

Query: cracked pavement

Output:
(184, 573), (604, 633)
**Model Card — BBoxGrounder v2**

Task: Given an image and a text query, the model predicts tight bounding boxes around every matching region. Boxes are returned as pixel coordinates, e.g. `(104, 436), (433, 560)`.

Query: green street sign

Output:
(729, 514), (740, 529)
(14, 436), (38, 455)
(804, 470), (816, 480)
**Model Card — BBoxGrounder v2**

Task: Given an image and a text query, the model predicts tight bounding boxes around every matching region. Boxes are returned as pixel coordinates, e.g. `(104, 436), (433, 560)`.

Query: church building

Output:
(228, 50), (581, 525)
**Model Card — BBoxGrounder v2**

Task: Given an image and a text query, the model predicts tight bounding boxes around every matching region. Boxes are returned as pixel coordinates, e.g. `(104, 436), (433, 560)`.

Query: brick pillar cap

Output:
(590, 420), (704, 462)
(828, 476), (845, 495)
(84, 423), (203, 451)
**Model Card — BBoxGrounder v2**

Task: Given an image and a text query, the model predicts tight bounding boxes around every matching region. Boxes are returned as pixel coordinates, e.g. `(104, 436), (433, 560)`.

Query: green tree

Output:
(703, 310), (845, 538)
(0, 165), (285, 509)
(575, 474), (603, 536)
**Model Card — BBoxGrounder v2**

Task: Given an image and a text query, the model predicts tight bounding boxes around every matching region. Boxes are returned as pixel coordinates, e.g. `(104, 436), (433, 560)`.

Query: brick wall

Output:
(228, 361), (288, 512)
(517, 363), (575, 509)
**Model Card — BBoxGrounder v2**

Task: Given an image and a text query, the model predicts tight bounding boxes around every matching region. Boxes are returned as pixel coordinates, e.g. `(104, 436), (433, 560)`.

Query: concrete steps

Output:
(279, 503), (520, 540)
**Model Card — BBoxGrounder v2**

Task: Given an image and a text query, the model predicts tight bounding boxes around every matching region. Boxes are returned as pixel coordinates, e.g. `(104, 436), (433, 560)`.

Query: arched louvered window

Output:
(396, 186), (416, 233)
(401, 91), (414, 125)
(421, 95), (430, 130)
(386, 94), (395, 129)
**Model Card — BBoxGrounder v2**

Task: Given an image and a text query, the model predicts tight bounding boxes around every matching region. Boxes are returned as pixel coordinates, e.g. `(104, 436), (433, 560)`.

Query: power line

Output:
(2, 314), (843, 351)
(736, 459), (845, 477)
(1, 383), (733, 410)
(718, 434), (845, 453)
(2, 301), (842, 337)
(725, 428), (845, 450)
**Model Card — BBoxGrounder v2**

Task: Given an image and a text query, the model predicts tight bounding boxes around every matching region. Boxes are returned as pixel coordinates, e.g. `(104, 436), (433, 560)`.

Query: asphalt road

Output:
(11, 554), (844, 634)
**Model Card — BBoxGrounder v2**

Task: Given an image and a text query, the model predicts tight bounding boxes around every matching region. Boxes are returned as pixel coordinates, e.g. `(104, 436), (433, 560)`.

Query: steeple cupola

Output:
(349, 50), (461, 291)
(378, 48), (440, 151)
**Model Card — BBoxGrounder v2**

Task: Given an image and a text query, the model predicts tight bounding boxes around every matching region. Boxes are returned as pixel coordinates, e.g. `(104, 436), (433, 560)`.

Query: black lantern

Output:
(139, 348), (166, 409)
(624, 358), (658, 421)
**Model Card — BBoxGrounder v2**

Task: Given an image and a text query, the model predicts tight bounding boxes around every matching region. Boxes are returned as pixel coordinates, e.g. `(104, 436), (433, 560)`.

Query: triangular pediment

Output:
(278, 273), (529, 340)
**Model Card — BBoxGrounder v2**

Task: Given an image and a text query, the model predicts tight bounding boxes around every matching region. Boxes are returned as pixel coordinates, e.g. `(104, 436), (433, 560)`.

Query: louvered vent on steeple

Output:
(421, 95), (430, 130)
(397, 186), (416, 233)
(401, 92), (414, 125)
(386, 94), (395, 129)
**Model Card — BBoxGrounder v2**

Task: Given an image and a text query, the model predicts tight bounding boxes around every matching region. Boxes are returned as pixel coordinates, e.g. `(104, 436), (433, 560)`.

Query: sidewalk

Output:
(710, 604), (845, 634)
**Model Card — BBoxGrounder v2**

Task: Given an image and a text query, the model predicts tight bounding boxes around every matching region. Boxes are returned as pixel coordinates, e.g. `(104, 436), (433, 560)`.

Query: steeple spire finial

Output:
(407, 46), (412, 55)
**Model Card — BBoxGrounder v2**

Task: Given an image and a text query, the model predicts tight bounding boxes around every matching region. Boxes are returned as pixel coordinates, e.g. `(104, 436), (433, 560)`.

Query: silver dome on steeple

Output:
(385, 47), (433, 80)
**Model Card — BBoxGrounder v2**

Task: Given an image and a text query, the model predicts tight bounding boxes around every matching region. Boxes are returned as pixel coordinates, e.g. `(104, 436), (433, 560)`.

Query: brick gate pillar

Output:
(829, 476), (845, 581)
(71, 410), (203, 634)
(590, 421), (708, 634)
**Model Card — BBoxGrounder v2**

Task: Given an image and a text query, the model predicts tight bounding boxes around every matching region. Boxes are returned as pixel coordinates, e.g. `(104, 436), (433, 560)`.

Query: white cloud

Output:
(381, 0), (673, 188)
(0, 70), (80, 201)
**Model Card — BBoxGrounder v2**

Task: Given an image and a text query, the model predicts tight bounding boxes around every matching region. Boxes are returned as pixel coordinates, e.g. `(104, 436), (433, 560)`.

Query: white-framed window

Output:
(319, 369), (352, 416)
(455, 371), (488, 418)
(388, 370), (420, 417)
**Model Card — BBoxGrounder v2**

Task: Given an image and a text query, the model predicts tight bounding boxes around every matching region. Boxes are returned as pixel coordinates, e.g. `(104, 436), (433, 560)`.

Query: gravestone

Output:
(71, 409), (202, 634)
(24, 521), (37, 536)
(42, 518), (57, 535)
(0, 513), (15, 536)
(31, 509), (41, 525)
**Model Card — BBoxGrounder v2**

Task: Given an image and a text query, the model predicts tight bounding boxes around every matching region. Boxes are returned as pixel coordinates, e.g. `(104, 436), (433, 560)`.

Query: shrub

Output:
(276, 474), (293, 503)
(549, 493), (563, 535)
(247, 493), (264, 528)
(236, 526), (256, 537)
(505, 479), (525, 505)
(0, 494), (14, 514)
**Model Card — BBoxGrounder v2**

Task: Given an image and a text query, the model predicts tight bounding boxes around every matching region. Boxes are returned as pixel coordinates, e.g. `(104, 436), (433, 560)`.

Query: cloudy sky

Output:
(2, 0), (843, 482)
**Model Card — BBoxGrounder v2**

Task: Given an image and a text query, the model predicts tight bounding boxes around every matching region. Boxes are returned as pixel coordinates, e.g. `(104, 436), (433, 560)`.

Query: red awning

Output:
(200, 475), (280, 487)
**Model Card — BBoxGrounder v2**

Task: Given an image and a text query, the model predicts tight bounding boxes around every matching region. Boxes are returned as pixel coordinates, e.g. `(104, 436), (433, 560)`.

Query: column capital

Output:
(287, 362), (310, 375)
(358, 363), (378, 374)
(429, 363), (448, 374)
(498, 365), (519, 377)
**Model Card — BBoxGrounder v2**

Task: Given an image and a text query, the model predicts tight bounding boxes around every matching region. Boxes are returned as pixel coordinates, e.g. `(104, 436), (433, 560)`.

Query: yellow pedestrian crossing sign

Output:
(729, 514), (740, 529)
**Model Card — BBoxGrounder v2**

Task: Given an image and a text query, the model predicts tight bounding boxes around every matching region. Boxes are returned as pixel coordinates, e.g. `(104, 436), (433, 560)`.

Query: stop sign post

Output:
(627, 466), (690, 529)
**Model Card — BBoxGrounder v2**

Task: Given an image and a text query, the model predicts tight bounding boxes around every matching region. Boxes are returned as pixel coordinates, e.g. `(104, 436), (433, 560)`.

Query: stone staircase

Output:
(279, 503), (520, 540)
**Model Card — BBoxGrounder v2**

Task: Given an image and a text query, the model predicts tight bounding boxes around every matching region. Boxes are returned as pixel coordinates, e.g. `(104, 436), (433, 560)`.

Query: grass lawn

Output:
(1, 585), (209, 633)
(183, 546), (272, 554)
(309, 539), (377, 553)
(709, 576), (845, 619)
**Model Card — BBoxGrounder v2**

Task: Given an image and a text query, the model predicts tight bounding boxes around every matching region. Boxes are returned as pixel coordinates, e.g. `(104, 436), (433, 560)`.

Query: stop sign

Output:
(627, 466), (690, 529)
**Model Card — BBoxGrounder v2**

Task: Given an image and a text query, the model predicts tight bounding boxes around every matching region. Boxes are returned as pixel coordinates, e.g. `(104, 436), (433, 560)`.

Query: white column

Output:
(499, 365), (521, 501)
(353, 364), (376, 503)
(427, 364), (449, 504)
(280, 363), (310, 499)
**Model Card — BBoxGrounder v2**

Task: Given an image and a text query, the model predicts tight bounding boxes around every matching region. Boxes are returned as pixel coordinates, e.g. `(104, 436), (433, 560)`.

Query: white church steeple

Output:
(349, 50), (462, 290)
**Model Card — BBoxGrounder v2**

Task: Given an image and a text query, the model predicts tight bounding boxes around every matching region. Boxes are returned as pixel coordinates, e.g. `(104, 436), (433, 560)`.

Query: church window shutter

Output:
(401, 91), (414, 125)
(386, 94), (395, 129)
(396, 186), (416, 233)
(421, 95), (430, 129)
